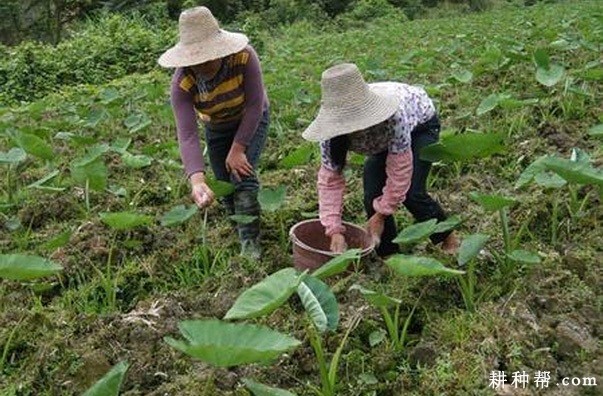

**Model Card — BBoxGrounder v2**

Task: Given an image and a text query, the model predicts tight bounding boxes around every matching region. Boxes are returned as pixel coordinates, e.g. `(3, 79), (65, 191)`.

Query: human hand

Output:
(190, 173), (215, 209)
(226, 142), (253, 182)
(330, 233), (348, 253)
(366, 213), (386, 247)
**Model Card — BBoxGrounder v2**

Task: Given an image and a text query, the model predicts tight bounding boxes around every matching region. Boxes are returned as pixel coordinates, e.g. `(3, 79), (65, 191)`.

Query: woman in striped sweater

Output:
(303, 63), (459, 257)
(159, 7), (269, 259)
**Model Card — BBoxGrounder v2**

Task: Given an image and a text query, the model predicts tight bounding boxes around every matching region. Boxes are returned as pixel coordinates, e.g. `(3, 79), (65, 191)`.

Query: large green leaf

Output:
(70, 157), (108, 191)
(160, 205), (198, 227)
(243, 379), (297, 396)
(541, 156), (603, 187)
(100, 211), (153, 230)
(476, 94), (501, 116)
(534, 172), (567, 189)
(14, 131), (54, 160)
(297, 276), (339, 332)
(536, 64), (564, 87)
(312, 249), (361, 279)
(279, 144), (314, 169)
(349, 284), (401, 308)
(205, 177), (235, 198)
(458, 234), (489, 266)
(507, 250), (541, 264)
(433, 215), (463, 233)
(419, 131), (505, 163)
(121, 152), (152, 169)
(469, 192), (516, 212)
(165, 320), (301, 367)
(82, 361), (129, 396)
(386, 255), (464, 277)
(393, 219), (437, 244)
(224, 268), (303, 320)
(258, 186), (287, 212)
(0, 148), (26, 164)
(0, 254), (63, 281)
(515, 156), (547, 189)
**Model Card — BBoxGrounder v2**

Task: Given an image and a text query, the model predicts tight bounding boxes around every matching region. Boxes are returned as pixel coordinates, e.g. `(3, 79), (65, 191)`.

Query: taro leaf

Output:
(534, 172), (567, 189)
(243, 378), (297, 396)
(507, 250), (541, 264)
(393, 219), (437, 244)
(0, 254), (63, 281)
(124, 113), (152, 133)
(469, 192), (516, 212)
(458, 234), (489, 266)
(369, 329), (387, 347)
(229, 214), (257, 225)
(297, 276), (339, 332)
(205, 177), (235, 198)
(122, 152), (152, 169)
(70, 157), (108, 191)
(100, 211), (153, 230)
(349, 284), (401, 308)
(476, 94), (501, 116)
(4, 216), (21, 232)
(43, 230), (72, 250)
(419, 131), (504, 163)
(451, 69), (473, 83)
(160, 205), (198, 227)
(165, 320), (301, 367)
(515, 155), (547, 189)
(82, 361), (129, 396)
(536, 64), (564, 87)
(99, 87), (121, 105)
(588, 124), (603, 138)
(72, 144), (110, 167)
(541, 156), (603, 187)
(258, 186), (286, 212)
(111, 137), (131, 154)
(434, 215), (463, 233)
(224, 268), (303, 320)
(86, 108), (109, 128)
(386, 255), (464, 277)
(533, 48), (550, 69)
(279, 144), (314, 169)
(312, 249), (361, 280)
(0, 148), (26, 164)
(14, 131), (53, 160)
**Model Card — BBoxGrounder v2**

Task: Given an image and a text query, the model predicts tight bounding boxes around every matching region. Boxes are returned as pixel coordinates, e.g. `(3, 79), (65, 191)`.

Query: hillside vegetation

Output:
(0, 1), (601, 395)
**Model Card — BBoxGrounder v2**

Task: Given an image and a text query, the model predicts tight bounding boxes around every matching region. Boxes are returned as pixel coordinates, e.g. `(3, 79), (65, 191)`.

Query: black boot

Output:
(234, 189), (261, 260)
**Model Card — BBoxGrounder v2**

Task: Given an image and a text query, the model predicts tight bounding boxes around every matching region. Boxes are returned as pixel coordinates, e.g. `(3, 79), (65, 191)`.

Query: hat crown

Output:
(179, 6), (220, 45)
(320, 63), (370, 109)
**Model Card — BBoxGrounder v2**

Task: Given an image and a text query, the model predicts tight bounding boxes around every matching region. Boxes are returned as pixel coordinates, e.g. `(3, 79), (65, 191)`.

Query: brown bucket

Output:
(289, 219), (375, 271)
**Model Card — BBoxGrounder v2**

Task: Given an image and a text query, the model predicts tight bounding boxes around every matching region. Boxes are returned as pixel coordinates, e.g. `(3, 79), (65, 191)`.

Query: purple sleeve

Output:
(234, 46), (267, 146)
(170, 69), (205, 177)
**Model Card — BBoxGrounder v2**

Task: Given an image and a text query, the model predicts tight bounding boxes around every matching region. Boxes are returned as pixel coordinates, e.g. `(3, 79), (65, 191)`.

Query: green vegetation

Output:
(1, 0), (601, 395)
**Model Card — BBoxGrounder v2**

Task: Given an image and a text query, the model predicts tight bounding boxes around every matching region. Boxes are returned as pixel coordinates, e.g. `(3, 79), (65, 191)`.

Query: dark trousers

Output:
(363, 115), (449, 257)
(205, 109), (269, 240)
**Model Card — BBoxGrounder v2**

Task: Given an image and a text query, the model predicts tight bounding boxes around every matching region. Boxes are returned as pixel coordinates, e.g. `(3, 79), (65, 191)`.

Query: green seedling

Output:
(0, 147), (26, 203)
(259, 185), (288, 247)
(534, 48), (565, 87)
(456, 234), (489, 312)
(82, 361), (130, 396)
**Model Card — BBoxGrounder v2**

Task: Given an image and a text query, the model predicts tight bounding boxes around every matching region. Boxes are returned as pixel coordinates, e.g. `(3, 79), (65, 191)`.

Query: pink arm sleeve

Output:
(170, 70), (205, 177)
(373, 150), (413, 216)
(317, 165), (347, 237)
(234, 46), (267, 146)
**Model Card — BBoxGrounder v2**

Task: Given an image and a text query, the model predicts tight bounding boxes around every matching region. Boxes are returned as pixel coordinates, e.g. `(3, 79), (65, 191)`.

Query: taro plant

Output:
(0, 254), (63, 281)
(455, 233), (489, 312)
(258, 185), (288, 247)
(0, 147), (26, 204)
(82, 361), (129, 396)
(166, 250), (361, 395)
(392, 215), (462, 248)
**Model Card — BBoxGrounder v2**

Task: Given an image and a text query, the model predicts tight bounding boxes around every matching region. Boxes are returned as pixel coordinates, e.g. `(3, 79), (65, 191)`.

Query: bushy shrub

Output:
(0, 13), (174, 105)
(336, 0), (408, 28)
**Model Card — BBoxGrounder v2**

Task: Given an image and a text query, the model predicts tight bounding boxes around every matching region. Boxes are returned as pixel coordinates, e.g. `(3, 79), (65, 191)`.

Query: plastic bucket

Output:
(289, 219), (375, 271)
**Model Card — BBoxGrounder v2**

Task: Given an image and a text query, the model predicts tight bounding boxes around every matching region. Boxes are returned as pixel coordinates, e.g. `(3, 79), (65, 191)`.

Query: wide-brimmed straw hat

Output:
(302, 63), (399, 142)
(158, 7), (249, 68)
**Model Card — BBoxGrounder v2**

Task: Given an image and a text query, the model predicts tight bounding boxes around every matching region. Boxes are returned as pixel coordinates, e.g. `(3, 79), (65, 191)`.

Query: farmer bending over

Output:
(302, 63), (459, 257)
(158, 7), (269, 259)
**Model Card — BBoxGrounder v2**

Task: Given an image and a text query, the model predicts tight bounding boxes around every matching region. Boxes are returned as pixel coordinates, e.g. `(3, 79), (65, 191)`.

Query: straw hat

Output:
(302, 63), (399, 142)
(158, 7), (249, 68)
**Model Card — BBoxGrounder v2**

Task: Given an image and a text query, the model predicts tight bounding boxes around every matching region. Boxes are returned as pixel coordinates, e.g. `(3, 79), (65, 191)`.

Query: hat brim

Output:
(158, 31), (249, 68)
(302, 89), (399, 142)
